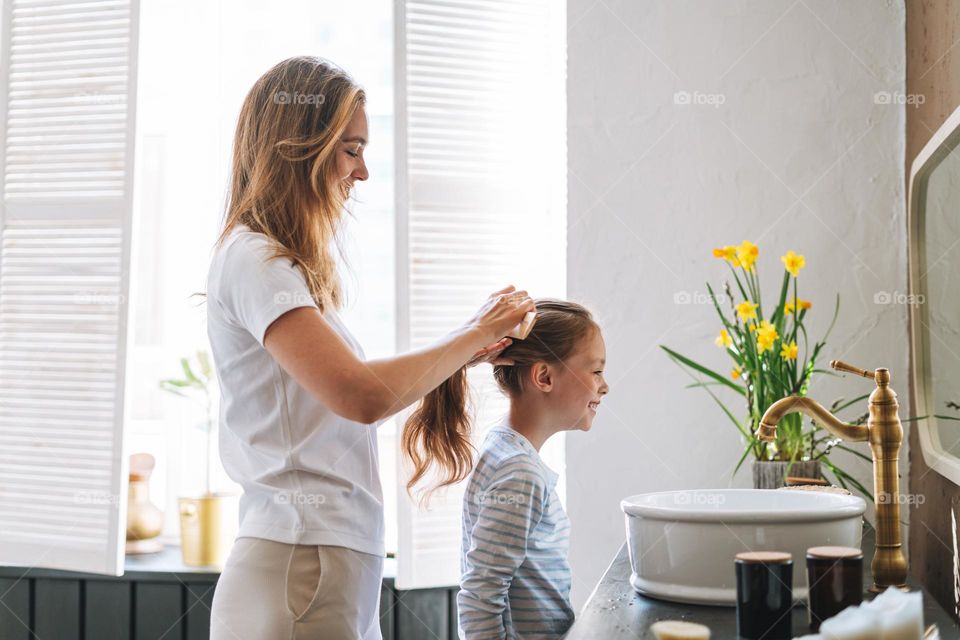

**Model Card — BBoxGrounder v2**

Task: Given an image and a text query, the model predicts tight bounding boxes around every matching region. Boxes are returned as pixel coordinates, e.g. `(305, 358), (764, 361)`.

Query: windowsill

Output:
(127, 545), (398, 580)
(0, 546), (398, 582)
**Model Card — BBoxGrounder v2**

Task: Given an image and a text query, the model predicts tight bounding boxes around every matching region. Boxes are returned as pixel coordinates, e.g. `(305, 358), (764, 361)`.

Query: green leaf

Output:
(181, 357), (201, 385)
(726, 263), (751, 303)
(660, 346), (746, 396)
(822, 458), (873, 501)
(770, 270), (791, 328)
(197, 350), (213, 380)
(705, 282), (736, 331)
(831, 394), (871, 415)
(820, 294), (841, 344)
(765, 365), (792, 393)
(733, 438), (757, 476)
(158, 383), (190, 398)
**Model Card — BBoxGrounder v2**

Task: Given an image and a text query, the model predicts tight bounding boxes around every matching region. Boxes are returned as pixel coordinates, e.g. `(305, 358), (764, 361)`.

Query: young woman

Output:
(206, 56), (534, 640)
(403, 299), (609, 639)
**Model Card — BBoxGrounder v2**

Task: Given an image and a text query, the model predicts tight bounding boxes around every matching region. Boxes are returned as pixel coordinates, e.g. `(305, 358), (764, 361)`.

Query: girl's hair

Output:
(218, 56), (365, 312)
(402, 299), (599, 496)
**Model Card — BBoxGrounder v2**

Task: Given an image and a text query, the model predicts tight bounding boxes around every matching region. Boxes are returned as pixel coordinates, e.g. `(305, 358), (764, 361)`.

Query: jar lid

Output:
(806, 545), (863, 560)
(735, 551), (792, 564)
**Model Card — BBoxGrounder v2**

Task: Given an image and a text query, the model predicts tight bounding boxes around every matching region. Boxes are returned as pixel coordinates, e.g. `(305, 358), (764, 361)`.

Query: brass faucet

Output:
(756, 359), (908, 592)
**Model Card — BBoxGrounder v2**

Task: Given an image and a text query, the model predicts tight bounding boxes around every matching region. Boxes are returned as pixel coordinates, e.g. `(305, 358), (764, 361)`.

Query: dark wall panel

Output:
(33, 578), (80, 640)
(86, 581), (132, 640)
(0, 578), (31, 640)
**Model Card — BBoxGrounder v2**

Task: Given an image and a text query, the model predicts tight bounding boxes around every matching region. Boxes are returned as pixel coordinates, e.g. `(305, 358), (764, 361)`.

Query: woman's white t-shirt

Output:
(206, 225), (384, 557)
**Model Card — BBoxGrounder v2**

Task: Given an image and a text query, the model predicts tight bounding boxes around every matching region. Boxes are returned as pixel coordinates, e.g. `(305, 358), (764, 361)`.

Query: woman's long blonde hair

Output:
(402, 299), (599, 497)
(218, 56), (365, 311)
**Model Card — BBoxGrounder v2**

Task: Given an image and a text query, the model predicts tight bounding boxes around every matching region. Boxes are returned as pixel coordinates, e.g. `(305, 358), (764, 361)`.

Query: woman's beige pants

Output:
(210, 537), (384, 640)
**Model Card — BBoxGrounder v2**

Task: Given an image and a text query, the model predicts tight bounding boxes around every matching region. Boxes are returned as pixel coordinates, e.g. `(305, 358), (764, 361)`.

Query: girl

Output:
(403, 299), (609, 639)
(206, 56), (534, 640)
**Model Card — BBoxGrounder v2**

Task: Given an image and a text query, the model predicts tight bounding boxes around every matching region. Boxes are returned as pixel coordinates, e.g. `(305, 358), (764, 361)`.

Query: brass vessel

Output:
(178, 493), (238, 567)
(756, 359), (908, 592)
(126, 453), (164, 555)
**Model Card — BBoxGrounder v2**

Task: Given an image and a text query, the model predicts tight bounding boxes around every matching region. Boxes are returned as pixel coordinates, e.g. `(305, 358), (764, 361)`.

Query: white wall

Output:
(566, 0), (906, 608)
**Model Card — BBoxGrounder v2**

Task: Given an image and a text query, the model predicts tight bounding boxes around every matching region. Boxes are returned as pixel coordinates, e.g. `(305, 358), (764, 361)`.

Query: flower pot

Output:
(178, 493), (238, 567)
(752, 460), (821, 490)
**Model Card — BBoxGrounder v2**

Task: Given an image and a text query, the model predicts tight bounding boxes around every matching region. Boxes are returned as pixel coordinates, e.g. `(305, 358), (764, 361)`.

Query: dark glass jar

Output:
(805, 545), (863, 631)
(735, 551), (793, 640)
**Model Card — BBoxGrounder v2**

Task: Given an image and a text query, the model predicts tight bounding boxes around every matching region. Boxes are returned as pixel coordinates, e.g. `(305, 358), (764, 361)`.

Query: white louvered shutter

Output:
(0, 0), (140, 575)
(395, 0), (566, 589)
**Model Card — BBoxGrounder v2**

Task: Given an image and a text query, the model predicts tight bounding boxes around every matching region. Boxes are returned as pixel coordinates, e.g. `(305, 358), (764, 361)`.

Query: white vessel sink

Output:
(621, 489), (866, 606)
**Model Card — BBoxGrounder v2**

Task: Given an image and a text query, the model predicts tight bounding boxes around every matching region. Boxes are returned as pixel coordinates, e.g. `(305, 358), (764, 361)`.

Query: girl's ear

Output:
(529, 362), (553, 392)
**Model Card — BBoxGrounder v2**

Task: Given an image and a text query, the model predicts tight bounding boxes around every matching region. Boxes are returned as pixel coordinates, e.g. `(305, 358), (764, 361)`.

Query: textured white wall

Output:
(566, 0), (906, 608)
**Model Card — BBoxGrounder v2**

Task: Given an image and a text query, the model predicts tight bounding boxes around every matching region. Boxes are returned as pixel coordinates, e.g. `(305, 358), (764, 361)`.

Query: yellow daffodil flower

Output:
(780, 341), (798, 360)
(712, 245), (741, 267)
(736, 301), (758, 322)
(737, 241), (759, 272)
(731, 366), (742, 380)
(715, 328), (732, 348)
(755, 320), (779, 353)
(784, 299), (812, 315)
(781, 250), (806, 278)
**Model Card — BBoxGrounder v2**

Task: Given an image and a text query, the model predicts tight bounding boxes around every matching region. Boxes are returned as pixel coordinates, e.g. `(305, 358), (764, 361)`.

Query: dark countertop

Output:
(565, 525), (960, 639)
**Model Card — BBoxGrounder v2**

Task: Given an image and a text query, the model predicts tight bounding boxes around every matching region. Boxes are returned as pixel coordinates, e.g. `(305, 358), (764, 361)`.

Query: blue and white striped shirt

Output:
(458, 424), (574, 640)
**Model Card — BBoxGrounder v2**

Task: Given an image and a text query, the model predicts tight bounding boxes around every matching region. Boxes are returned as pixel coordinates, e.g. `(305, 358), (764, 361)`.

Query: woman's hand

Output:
(467, 337), (514, 368)
(465, 285), (536, 346)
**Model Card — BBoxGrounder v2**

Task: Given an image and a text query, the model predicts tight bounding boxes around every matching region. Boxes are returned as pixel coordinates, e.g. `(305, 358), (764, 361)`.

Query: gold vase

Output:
(178, 493), (238, 567)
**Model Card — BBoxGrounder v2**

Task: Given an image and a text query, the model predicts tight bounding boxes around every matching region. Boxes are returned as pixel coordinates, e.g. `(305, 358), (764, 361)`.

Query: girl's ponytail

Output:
(402, 298), (598, 498)
(401, 366), (473, 496)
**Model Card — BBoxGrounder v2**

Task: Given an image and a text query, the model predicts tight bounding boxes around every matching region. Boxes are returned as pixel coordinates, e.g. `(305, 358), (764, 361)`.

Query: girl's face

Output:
(336, 106), (370, 193)
(550, 328), (609, 431)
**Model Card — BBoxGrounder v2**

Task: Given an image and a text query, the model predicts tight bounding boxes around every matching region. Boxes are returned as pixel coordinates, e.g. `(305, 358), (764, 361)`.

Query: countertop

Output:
(564, 525), (960, 639)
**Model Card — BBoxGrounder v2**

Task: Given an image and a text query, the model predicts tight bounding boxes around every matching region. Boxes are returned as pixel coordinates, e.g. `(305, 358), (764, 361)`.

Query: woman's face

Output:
(336, 106), (370, 193)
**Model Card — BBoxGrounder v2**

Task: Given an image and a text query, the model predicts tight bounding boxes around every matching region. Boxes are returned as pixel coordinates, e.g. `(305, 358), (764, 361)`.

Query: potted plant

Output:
(660, 241), (872, 497)
(160, 350), (237, 566)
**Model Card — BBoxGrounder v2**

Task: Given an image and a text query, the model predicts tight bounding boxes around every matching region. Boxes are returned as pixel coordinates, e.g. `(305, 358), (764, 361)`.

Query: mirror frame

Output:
(908, 103), (960, 486)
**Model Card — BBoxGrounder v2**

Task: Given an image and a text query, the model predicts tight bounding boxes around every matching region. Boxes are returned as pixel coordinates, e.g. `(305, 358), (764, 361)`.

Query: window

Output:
(127, 0), (398, 549)
(0, 0), (565, 577)
(0, 0), (140, 574)
(394, 0), (566, 588)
